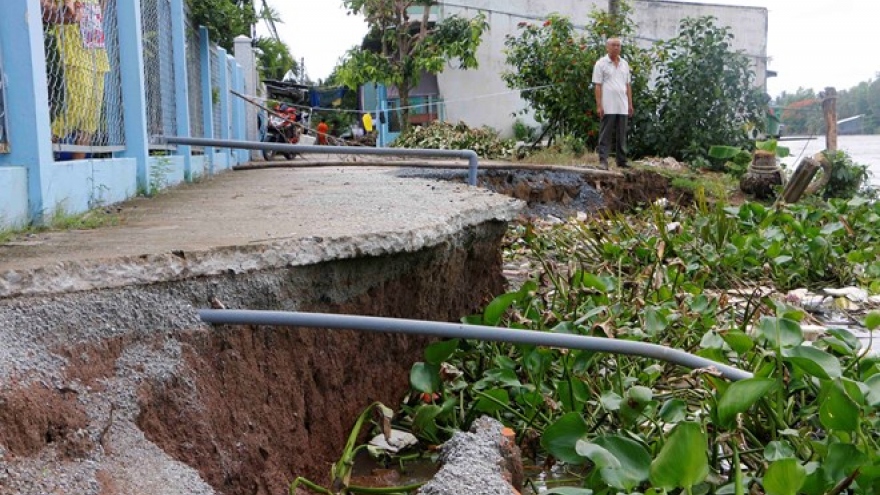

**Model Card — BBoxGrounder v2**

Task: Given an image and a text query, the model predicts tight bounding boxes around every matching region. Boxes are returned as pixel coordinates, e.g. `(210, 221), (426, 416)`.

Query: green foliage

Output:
(186, 0), (256, 51)
(649, 422), (709, 492)
(1, 205), (122, 245)
(773, 88), (822, 136)
(821, 150), (872, 200)
(148, 155), (174, 196)
(837, 79), (880, 134)
(512, 119), (537, 142)
(392, 121), (516, 159)
(314, 65), (360, 137)
(503, 8), (765, 164)
(255, 37), (297, 81)
(393, 196), (880, 493)
(776, 78), (880, 135)
(187, 0), (297, 83)
(502, 4), (651, 150)
(289, 402), (426, 495)
(707, 139), (790, 178)
(642, 16), (765, 162)
(338, 0), (487, 132)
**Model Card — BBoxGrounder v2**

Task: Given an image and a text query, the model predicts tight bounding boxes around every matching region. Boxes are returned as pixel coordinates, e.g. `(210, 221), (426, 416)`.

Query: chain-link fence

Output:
(42, 0), (125, 155)
(226, 60), (234, 138)
(0, 39), (8, 153)
(141, 0), (177, 148)
(185, 14), (204, 150)
(211, 47), (222, 139)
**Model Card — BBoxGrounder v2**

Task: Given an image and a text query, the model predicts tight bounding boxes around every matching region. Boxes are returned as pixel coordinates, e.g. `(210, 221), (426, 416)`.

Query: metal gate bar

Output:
(154, 135), (482, 186)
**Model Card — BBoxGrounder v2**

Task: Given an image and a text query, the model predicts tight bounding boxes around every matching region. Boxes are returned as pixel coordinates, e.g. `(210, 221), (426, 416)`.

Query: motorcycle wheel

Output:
(261, 133), (284, 161)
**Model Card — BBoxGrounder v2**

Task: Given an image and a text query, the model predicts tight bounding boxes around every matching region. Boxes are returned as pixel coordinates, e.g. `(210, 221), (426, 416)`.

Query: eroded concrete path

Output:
(0, 165), (523, 297)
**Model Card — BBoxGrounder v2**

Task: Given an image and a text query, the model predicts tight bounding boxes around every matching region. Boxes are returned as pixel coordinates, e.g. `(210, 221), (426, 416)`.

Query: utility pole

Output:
(609, 0), (620, 17)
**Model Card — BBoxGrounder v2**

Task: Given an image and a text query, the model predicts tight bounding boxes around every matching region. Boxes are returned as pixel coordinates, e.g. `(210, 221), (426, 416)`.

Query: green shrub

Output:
(392, 121), (517, 159)
(821, 150), (871, 199)
(512, 119), (537, 142)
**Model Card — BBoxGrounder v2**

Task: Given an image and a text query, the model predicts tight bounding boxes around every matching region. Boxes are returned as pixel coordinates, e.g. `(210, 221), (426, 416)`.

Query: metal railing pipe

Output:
(199, 310), (753, 381)
(154, 136), (481, 186)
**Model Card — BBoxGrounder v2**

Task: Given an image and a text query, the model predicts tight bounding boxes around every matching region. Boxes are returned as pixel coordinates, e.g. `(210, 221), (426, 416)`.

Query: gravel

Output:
(417, 417), (517, 495)
(0, 287), (216, 495)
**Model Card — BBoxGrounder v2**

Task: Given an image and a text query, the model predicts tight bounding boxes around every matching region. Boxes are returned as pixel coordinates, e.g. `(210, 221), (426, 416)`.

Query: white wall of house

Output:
(436, 0), (768, 138)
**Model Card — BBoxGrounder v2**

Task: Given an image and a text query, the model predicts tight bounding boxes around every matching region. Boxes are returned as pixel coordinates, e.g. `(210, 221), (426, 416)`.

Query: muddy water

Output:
(781, 134), (880, 187)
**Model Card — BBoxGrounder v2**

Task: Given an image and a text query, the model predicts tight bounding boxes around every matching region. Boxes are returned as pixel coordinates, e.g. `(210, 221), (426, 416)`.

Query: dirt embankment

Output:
(0, 223), (507, 495)
(478, 168), (695, 216)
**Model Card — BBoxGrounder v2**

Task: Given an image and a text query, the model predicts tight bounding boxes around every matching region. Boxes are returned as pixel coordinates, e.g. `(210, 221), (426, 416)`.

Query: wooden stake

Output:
(823, 87), (838, 152)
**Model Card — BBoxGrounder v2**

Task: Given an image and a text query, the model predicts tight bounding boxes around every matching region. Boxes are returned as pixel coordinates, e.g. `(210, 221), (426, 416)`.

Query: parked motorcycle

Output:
(261, 103), (306, 161)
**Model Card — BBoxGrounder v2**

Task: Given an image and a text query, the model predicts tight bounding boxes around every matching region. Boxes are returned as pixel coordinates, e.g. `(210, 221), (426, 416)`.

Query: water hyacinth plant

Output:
(396, 195), (880, 494)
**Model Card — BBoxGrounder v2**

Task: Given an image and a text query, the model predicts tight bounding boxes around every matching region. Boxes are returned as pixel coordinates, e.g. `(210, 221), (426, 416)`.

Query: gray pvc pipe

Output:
(155, 136), (481, 186)
(199, 310), (753, 381)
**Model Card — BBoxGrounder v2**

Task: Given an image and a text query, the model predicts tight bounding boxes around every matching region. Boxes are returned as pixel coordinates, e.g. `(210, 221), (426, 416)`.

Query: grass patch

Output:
(0, 206), (123, 245)
(46, 206), (122, 230)
(515, 148), (598, 167)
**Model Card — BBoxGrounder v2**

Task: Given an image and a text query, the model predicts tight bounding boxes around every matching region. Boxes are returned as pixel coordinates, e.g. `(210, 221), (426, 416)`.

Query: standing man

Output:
(592, 37), (633, 169)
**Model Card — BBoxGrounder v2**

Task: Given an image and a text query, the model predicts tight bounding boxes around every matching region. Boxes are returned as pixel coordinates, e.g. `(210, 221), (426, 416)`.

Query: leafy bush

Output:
(391, 121), (517, 159)
(821, 150), (872, 199)
(707, 139), (791, 178)
(512, 119), (537, 142)
(641, 16), (765, 162)
(502, 4), (652, 151)
(397, 197), (880, 494)
(502, 5), (766, 165)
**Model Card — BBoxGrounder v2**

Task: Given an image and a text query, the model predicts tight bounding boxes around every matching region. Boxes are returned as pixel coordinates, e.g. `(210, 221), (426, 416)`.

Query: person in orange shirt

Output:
(316, 121), (329, 145)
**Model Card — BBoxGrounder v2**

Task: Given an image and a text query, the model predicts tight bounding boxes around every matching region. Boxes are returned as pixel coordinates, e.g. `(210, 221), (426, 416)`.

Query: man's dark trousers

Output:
(597, 114), (628, 166)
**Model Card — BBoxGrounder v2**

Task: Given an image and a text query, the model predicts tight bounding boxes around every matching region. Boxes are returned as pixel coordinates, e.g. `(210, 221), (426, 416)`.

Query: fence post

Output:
(234, 35), (259, 161)
(217, 48), (231, 168)
(199, 26), (215, 174)
(169, 0), (192, 180)
(233, 63), (248, 164)
(0, 0), (56, 222)
(822, 87), (838, 152)
(114, 0), (151, 193)
(377, 84), (388, 148)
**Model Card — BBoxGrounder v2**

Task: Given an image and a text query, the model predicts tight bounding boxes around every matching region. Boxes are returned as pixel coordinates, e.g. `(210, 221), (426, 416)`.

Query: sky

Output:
(260, 0), (880, 97)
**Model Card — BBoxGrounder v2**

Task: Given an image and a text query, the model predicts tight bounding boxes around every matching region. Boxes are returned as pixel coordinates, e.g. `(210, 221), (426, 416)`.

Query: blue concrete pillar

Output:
(377, 85), (389, 148)
(199, 26), (215, 174)
(217, 48), (231, 166)
(169, 0), (192, 180)
(232, 63), (247, 164)
(0, 0), (56, 221)
(114, 0), (150, 193)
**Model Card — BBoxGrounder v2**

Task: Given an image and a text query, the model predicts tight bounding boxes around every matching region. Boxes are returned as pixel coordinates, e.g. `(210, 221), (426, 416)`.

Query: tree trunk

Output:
(780, 157), (820, 204)
(399, 78), (412, 135)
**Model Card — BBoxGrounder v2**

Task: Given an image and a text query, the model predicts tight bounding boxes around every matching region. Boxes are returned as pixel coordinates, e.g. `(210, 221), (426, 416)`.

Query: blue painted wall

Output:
(0, 167), (28, 228)
(46, 159), (137, 214)
(0, 1), (250, 230)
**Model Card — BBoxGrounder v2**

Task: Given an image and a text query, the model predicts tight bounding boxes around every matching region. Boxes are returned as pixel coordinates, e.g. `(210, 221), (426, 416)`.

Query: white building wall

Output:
(436, 0), (768, 137)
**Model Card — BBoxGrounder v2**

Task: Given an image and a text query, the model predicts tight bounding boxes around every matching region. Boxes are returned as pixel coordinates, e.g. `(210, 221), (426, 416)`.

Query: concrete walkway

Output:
(0, 162), (524, 298)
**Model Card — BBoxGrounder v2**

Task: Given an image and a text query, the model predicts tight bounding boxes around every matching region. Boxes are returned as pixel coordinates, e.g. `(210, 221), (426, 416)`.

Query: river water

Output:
(780, 134), (880, 187)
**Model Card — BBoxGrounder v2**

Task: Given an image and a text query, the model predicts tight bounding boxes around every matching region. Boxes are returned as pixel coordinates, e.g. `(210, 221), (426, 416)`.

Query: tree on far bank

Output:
(774, 88), (822, 136)
(335, 0), (488, 133)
